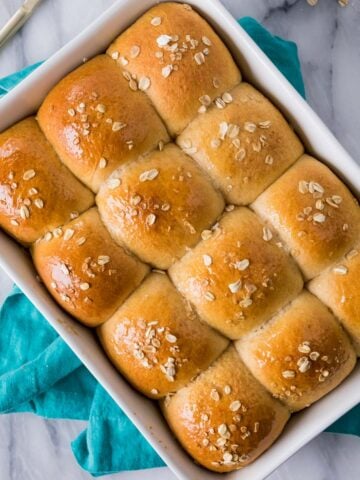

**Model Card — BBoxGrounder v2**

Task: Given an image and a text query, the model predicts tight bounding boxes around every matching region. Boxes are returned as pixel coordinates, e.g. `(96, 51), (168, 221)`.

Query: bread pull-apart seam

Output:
(0, 2), (359, 473)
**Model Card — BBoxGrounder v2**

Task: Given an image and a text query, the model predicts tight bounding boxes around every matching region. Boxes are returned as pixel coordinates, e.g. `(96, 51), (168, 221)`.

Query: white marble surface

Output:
(1, 0), (360, 479)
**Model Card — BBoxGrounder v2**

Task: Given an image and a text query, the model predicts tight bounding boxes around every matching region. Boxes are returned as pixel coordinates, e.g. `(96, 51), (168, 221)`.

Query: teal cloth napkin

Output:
(0, 17), (358, 477)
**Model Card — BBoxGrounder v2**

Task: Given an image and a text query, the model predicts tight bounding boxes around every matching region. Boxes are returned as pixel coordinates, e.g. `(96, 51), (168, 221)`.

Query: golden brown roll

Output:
(38, 55), (169, 192)
(169, 207), (303, 339)
(162, 346), (290, 473)
(309, 247), (360, 355)
(97, 273), (228, 398)
(252, 155), (360, 279)
(32, 208), (149, 327)
(177, 83), (304, 205)
(107, 2), (241, 135)
(236, 291), (356, 411)
(0, 117), (94, 245)
(96, 144), (224, 269)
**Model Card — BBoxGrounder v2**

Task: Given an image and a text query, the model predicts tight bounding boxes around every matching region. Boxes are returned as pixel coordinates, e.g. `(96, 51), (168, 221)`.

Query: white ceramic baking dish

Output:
(1, 1), (359, 479)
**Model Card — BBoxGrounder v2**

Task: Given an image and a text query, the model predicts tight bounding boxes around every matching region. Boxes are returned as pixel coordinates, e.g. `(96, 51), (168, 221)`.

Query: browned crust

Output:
(32, 208), (149, 326)
(107, 2), (241, 135)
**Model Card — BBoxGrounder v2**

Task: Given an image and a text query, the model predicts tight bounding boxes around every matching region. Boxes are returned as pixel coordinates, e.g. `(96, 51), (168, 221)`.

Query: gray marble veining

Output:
(1, 0), (360, 479)
(1, 414), (360, 480)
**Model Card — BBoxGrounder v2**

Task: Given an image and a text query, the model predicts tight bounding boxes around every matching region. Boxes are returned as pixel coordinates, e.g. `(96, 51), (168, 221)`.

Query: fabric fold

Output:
(0, 17), (356, 478)
(71, 386), (164, 476)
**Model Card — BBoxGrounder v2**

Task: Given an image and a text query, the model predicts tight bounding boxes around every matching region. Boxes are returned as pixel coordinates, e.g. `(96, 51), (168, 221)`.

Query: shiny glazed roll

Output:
(309, 247), (360, 355)
(96, 143), (224, 269)
(0, 117), (94, 244)
(38, 55), (169, 192)
(97, 273), (228, 398)
(162, 346), (290, 472)
(177, 83), (304, 204)
(1, 1), (359, 474)
(236, 291), (356, 411)
(32, 208), (149, 327)
(252, 155), (360, 279)
(169, 207), (303, 339)
(107, 2), (241, 135)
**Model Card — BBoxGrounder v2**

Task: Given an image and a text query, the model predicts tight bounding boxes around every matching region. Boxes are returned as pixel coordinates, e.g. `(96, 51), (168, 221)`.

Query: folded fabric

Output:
(1, 17), (357, 478)
(0, 286), (165, 474)
(0, 61), (42, 97)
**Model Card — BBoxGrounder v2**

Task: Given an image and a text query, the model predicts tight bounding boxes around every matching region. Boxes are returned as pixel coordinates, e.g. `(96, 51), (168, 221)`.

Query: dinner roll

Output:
(309, 247), (360, 355)
(38, 55), (169, 192)
(0, 117), (94, 245)
(107, 2), (241, 135)
(96, 144), (224, 269)
(162, 346), (290, 472)
(32, 208), (149, 327)
(177, 83), (304, 204)
(98, 273), (228, 398)
(169, 207), (303, 339)
(236, 291), (356, 411)
(252, 155), (360, 279)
